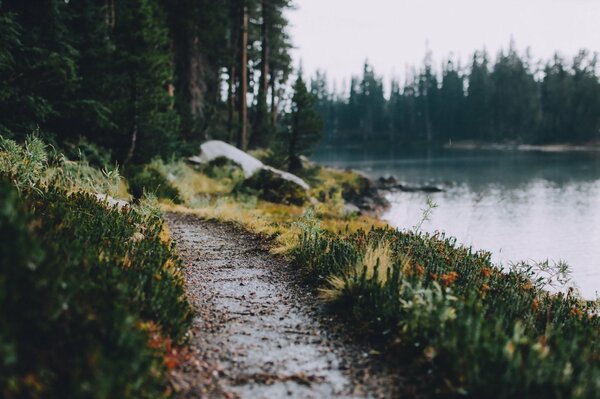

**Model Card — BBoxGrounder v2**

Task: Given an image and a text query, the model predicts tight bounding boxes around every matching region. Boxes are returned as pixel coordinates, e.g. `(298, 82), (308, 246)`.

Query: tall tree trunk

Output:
(270, 73), (277, 126)
(124, 76), (138, 167)
(237, 3), (248, 150)
(228, 63), (236, 143)
(260, 0), (269, 100)
(104, 0), (115, 28)
(250, 0), (270, 148)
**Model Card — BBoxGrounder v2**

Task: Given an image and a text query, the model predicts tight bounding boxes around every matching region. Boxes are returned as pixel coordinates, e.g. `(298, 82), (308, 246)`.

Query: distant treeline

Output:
(0, 0), (295, 163)
(312, 46), (600, 145)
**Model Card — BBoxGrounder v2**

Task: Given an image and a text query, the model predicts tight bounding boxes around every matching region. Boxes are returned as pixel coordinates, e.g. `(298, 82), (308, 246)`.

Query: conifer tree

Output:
(465, 51), (493, 141)
(284, 72), (323, 173)
(110, 0), (180, 164)
(0, 0), (81, 140)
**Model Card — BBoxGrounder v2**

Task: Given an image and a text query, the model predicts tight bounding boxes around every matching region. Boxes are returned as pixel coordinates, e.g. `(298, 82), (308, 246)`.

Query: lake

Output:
(312, 143), (600, 299)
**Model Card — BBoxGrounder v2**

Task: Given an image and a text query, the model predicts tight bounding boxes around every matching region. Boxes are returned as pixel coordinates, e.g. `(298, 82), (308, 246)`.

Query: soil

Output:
(165, 213), (402, 399)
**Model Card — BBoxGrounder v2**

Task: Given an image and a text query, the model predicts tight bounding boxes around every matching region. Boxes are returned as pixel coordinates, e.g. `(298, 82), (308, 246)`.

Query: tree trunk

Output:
(288, 113), (300, 173)
(104, 0), (115, 28)
(260, 0), (269, 100)
(237, 3), (248, 150)
(228, 63), (236, 143)
(250, 0), (270, 148)
(123, 76), (138, 167)
(270, 73), (277, 126)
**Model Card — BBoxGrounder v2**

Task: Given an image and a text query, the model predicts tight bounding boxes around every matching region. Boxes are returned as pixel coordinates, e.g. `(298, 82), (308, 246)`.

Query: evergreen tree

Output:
(465, 51), (493, 141)
(540, 54), (573, 143)
(357, 61), (387, 141)
(0, 0), (81, 141)
(311, 70), (336, 141)
(110, 0), (180, 164)
(439, 59), (465, 141)
(284, 72), (323, 173)
(569, 51), (600, 143)
(490, 45), (540, 142)
(416, 53), (439, 142)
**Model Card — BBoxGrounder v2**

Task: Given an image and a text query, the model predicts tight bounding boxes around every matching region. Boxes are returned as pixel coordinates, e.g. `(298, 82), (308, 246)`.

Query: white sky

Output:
(288, 0), (600, 90)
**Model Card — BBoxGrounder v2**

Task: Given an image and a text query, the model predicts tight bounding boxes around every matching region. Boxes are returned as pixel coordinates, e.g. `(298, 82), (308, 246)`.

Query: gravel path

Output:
(165, 213), (398, 399)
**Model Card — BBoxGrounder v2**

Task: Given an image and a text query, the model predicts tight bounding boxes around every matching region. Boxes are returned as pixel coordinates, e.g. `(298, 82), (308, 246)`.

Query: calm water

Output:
(312, 143), (600, 298)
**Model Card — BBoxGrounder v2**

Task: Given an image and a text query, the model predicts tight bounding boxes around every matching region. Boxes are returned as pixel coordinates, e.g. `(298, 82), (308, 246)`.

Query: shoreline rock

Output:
(376, 176), (444, 193)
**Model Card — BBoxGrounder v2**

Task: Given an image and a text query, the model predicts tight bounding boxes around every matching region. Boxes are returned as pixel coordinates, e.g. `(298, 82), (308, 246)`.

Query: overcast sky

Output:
(288, 0), (600, 89)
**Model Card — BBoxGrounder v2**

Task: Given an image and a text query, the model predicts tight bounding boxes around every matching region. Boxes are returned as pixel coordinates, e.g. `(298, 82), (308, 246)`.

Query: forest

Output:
(3, 0), (600, 165)
(0, 0), (300, 165)
(1, 1), (600, 398)
(312, 48), (600, 145)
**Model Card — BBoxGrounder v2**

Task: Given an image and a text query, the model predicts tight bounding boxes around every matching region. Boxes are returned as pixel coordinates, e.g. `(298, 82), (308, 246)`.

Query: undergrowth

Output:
(0, 137), (192, 398)
(294, 222), (600, 398)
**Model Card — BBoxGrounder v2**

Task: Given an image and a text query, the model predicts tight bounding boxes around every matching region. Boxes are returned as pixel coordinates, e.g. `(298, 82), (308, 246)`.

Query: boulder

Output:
(189, 140), (309, 204)
(95, 193), (129, 209)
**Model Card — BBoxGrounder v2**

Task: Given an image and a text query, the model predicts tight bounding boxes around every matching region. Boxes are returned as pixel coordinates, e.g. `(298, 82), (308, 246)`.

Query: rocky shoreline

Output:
(342, 172), (444, 217)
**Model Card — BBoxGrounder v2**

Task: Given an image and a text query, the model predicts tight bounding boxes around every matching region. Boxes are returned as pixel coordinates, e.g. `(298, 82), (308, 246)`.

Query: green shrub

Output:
(0, 181), (191, 398)
(201, 156), (246, 182)
(127, 163), (182, 203)
(294, 226), (600, 398)
(238, 168), (308, 205)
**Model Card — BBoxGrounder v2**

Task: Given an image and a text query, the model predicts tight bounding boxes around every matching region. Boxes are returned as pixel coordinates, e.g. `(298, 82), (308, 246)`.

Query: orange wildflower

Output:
(481, 267), (492, 278)
(414, 263), (425, 277)
(440, 271), (458, 287)
(570, 307), (583, 318)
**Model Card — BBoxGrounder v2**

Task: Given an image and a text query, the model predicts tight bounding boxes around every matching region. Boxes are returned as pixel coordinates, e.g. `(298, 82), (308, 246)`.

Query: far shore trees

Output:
(312, 47), (600, 146)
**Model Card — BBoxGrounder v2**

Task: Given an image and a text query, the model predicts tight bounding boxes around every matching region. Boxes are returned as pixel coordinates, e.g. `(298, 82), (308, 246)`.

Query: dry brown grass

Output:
(159, 161), (387, 257)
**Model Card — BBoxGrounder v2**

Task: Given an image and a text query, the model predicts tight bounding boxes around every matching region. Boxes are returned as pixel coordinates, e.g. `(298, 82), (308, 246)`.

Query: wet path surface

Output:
(166, 213), (396, 399)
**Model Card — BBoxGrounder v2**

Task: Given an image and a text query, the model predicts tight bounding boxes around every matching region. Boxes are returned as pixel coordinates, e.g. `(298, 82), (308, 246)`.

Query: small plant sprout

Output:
(510, 259), (574, 292)
(413, 196), (438, 233)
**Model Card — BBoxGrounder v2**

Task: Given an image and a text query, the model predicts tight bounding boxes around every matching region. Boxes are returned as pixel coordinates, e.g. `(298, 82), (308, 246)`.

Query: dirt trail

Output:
(166, 213), (397, 399)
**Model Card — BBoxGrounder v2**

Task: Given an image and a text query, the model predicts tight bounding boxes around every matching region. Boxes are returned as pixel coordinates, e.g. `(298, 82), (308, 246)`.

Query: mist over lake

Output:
(313, 143), (600, 298)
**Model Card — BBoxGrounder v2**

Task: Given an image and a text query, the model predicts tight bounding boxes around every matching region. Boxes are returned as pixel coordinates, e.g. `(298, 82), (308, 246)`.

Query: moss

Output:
(127, 164), (182, 203)
(238, 168), (308, 206)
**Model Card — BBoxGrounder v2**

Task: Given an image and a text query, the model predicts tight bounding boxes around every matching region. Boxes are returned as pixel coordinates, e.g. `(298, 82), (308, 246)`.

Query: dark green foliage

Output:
(282, 73), (323, 173)
(109, 0), (180, 163)
(0, 0), (81, 139)
(316, 46), (600, 146)
(201, 156), (246, 181)
(238, 168), (308, 205)
(127, 164), (183, 203)
(0, 0), (295, 161)
(294, 226), (600, 398)
(0, 181), (191, 398)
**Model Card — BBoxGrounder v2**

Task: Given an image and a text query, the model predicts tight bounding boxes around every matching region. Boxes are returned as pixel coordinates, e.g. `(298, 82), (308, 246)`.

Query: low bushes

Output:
(0, 138), (192, 398)
(294, 224), (600, 398)
(127, 162), (182, 204)
(239, 168), (308, 205)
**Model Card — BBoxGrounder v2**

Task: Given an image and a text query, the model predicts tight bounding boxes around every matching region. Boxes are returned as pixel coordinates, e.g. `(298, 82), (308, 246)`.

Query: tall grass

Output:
(294, 223), (600, 398)
(0, 137), (192, 398)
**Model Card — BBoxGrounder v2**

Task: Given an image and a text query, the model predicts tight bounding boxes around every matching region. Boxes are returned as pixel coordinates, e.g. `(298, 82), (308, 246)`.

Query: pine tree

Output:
(439, 59), (465, 142)
(110, 0), (180, 164)
(250, 0), (292, 149)
(0, 0), (81, 140)
(284, 72), (323, 173)
(465, 50), (493, 141)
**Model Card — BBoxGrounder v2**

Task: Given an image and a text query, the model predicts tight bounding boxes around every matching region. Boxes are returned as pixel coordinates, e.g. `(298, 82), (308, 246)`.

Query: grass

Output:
(149, 153), (598, 398)
(294, 226), (600, 398)
(0, 137), (191, 398)
(4, 135), (597, 398)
